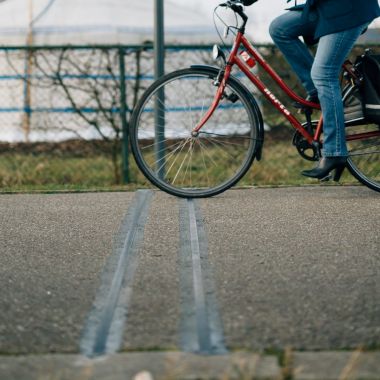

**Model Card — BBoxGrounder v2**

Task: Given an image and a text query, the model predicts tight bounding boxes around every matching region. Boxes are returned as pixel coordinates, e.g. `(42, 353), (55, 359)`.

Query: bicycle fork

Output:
(191, 66), (232, 136)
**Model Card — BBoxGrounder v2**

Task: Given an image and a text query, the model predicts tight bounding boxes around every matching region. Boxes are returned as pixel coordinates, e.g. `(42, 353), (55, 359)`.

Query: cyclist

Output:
(269, 0), (380, 180)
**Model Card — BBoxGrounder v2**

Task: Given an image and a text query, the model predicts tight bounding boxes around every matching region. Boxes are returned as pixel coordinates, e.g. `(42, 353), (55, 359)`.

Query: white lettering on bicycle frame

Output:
(264, 88), (291, 116)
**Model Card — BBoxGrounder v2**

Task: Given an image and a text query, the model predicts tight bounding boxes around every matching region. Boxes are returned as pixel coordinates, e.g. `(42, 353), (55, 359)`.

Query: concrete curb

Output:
(293, 351), (380, 380)
(0, 351), (380, 380)
(0, 352), (281, 380)
(2, 351), (380, 379)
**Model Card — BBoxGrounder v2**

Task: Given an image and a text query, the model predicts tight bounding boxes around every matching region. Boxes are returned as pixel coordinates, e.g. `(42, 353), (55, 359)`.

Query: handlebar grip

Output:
(220, 0), (257, 7)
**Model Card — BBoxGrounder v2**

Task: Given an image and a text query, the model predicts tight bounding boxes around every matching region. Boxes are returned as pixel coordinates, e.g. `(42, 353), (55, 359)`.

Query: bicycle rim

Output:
(130, 68), (261, 198)
(344, 85), (380, 192)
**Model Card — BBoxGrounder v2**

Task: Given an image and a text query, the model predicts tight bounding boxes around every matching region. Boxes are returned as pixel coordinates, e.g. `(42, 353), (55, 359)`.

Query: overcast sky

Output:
(172, 0), (285, 42)
(0, 0), (378, 44)
(173, 0), (380, 42)
(0, 0), (285, 43)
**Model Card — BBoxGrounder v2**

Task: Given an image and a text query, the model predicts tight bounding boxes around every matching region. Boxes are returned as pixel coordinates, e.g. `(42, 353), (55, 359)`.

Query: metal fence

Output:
(0, 43), (378, 183)
(0, 44), (220, 139)
(0, 44), (221, 181)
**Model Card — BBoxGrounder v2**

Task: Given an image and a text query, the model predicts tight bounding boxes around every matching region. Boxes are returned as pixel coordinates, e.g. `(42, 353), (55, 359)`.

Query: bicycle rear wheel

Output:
(344, 85), (380, 192)
(130, 67), (263, 198)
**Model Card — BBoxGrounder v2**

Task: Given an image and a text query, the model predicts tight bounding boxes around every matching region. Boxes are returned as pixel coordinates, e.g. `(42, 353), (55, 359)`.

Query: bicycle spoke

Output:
(172, 139), (194, 185)
(199, 139), (211, 188)
(199, 131), (257, 140)
(206, 136), (244, 162)
(205, 135), (253, 147)
(164, 137), (192, 181)
(205, 137), (235, 161)
(155, 92), (167, 110)
(182, 144), (192, 186)
(144, 139), (185, 165)
(197, 138), (220, 168)
(349, 150), (380, 157)
(349, 140), (380, 153)
(187, 101), (196, 133)
(141, 137), (182, 151)
(155, 138), (190, 175)
(206, 135), (243, 151)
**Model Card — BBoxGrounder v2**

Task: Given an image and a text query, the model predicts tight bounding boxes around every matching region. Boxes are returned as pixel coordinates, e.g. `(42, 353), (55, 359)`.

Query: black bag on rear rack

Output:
(357, 52), (380, 123)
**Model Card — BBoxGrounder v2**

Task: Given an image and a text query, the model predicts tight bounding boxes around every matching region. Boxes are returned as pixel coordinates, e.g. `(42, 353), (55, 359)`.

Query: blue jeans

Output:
(269, 11), (368, 157)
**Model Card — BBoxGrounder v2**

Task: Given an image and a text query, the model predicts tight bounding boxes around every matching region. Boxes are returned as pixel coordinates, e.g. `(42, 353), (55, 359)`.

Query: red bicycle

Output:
(130, 0), (380, 198)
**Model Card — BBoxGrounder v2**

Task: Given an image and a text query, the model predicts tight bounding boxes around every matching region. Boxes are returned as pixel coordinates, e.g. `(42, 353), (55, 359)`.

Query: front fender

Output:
(190, 64), (221, 72)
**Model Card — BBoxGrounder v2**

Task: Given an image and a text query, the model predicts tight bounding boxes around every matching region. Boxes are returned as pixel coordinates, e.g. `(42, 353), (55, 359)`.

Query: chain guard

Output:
(292, 121), (320, 162)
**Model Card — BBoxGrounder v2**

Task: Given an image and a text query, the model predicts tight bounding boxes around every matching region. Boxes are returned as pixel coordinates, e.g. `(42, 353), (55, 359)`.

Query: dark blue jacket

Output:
(303, 0), (380, 38)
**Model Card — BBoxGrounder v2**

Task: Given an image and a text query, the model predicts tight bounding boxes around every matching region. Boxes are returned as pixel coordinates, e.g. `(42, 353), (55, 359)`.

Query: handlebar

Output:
(219, 0), (256, 32)
(241, 0), (258, 5)
(220, 0), (257, 8)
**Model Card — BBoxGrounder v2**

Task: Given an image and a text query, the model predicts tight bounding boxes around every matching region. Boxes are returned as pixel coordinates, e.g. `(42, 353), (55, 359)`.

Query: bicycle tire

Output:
(343, 84), (380, 192)
(130, 66), (263, 198)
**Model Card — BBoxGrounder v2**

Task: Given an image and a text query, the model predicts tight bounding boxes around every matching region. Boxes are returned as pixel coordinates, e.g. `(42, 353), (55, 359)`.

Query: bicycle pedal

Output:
(296, 107), (313, 115)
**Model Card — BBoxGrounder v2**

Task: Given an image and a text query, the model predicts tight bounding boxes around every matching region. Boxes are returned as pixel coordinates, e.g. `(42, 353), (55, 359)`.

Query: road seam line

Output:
(179, 198), (227, 354)
(80, 189), (153, 357)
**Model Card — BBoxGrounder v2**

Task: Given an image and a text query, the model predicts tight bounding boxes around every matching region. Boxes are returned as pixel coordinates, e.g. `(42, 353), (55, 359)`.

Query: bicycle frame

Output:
(193, 30), (380, 146)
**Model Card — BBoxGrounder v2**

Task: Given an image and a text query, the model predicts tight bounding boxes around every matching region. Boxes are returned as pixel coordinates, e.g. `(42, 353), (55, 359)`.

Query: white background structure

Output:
(0, 0), (378, 142)
(0, 0), (379, 45)
(0, 0), (217, 45)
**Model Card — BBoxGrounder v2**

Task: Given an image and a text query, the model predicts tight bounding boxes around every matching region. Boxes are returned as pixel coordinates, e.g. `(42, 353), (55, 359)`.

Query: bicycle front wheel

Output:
(344, 84), (380, 192)
(130, 67), (263, 198)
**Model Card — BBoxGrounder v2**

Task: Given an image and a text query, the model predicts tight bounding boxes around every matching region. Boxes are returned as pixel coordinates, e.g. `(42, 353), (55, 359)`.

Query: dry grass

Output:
(0, 135), (365, 193)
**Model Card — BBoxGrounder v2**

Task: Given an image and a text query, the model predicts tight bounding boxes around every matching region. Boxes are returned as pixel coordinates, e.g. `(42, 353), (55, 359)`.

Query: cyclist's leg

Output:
(311, 23), (370, 158)
(269, 10), (318, 97)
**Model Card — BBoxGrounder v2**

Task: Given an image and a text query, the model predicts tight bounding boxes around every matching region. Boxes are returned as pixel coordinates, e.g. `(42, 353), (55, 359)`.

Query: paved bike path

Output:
(201, 186), (380, 350)
(0, 186), (379, 379)
(0, 192), (135, 354)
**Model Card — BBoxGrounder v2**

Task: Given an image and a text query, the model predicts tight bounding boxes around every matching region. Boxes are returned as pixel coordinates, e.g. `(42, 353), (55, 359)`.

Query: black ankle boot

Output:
(301, 156), (347, 182)
(305, 93), (320, 105)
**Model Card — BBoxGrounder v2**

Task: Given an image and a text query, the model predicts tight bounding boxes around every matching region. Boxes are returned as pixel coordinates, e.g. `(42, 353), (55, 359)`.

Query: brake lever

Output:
(230, 3), (244, 12)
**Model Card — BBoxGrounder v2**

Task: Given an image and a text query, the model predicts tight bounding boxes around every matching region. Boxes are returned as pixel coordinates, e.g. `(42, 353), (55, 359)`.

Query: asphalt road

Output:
(201, 186), (380, 350)
(0, 192), (135, 354)
(0, 186), (379, 377)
